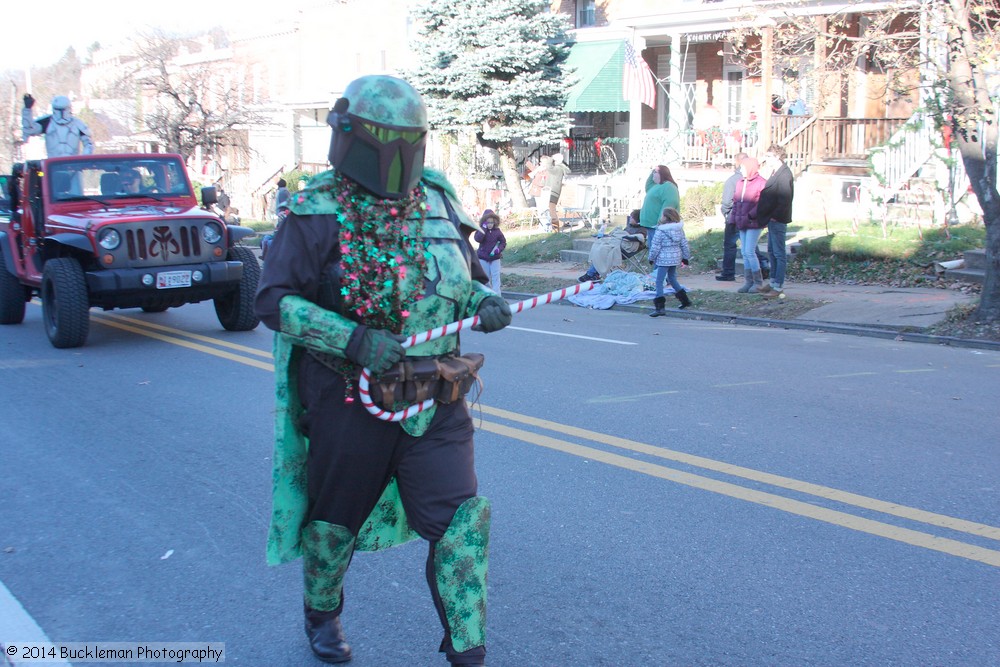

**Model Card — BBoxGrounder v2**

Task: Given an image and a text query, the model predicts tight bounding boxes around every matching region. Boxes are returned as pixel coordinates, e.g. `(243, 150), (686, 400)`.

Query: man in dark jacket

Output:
(545, 153), (571, 231)
(757, 144), (794, 292)
(716, 153), (768, 281)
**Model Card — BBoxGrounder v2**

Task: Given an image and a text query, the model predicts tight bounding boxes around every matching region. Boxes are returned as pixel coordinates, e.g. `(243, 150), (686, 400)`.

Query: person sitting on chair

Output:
(578, 209), (643, 282)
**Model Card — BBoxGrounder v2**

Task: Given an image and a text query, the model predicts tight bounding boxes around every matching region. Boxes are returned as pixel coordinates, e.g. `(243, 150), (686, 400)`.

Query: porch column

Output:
(760, 25), (773, 156)
(628, 36), (647, 166)
(667, 33), (685, 143)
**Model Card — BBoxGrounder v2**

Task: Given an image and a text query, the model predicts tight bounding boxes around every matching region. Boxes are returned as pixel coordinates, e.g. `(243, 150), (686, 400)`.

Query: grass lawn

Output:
(504, 218), (986, 289)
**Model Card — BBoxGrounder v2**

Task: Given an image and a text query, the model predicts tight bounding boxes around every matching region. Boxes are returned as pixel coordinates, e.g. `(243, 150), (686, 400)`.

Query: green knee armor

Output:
(434, 496), (491, 653)
(302, 521), (355, 612)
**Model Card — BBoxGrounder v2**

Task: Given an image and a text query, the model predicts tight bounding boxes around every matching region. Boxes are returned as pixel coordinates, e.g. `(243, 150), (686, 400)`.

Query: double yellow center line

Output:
(91, 311), (1000, 568)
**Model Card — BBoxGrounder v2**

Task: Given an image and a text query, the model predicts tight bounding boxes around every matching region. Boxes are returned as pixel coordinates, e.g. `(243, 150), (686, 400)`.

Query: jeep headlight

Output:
(98, 228), (121, 250)
(202, 222), (223, 244)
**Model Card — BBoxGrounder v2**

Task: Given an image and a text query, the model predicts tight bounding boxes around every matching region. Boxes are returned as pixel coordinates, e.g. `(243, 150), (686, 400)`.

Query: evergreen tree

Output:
(407, 0), (573, 208)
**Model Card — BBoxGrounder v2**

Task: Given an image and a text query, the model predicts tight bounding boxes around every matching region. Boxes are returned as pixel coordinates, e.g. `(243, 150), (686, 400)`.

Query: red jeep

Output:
(0, 153), (260, 348)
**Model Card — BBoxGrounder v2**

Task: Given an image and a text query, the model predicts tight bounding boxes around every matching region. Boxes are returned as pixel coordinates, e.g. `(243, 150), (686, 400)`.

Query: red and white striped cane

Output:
(358, 280), (597, 421)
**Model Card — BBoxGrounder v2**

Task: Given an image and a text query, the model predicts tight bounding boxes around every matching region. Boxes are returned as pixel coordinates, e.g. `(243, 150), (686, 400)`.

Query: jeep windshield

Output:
(47, 157), (193, 203)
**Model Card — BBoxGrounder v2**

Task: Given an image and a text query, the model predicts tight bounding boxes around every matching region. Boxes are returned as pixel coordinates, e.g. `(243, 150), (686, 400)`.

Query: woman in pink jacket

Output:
(729, 158), (771, 294)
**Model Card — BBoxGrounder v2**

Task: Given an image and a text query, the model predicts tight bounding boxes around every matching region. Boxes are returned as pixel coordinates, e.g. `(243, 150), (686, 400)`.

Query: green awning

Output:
(563, 40), (628, 113)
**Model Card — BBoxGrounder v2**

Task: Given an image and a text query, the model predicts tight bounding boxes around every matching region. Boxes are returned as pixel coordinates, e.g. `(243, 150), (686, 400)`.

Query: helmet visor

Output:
(331, 112), (427, 199)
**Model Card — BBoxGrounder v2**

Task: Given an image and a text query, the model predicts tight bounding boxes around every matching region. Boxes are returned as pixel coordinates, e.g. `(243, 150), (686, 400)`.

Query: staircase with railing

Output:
(867, 111), (969, 226)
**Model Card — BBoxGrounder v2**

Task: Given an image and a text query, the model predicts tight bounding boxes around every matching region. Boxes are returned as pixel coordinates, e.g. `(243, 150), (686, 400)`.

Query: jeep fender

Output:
(227, 225), (255, 244)
(45, 233), (94, 255)
(0, 232), (16, 277)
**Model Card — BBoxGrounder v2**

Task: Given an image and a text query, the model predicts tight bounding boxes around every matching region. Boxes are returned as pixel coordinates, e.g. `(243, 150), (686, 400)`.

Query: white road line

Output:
(0, 581), (72, 665)
(506, 326), (637, 345)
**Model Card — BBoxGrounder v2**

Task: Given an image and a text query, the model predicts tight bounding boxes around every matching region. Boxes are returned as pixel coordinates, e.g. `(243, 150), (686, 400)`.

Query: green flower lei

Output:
(327, 172), (430, 334)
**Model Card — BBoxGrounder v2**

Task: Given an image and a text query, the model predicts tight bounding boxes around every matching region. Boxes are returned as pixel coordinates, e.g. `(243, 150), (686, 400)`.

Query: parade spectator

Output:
(531, 156), (553, 230)
(474, 209), (506, 295)
(758, 144), (795, 293)
(730, 158), (771, 294)
(716, 153), (768, 281)
(716, 153), (747, 282)
(274, 178), (290, 215)
(648, 207), (692, 315)
(545, 153), (571, 231)
(578, 209), (642, 282)
(639, 165), (680, 248)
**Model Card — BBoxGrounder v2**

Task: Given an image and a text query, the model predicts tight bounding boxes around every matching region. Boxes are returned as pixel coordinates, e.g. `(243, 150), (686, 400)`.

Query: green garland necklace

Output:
(330, 172), (430, 334)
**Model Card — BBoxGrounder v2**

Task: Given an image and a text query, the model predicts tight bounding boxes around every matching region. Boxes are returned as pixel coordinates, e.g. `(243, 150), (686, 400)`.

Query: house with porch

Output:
(558, 0), (964, 226)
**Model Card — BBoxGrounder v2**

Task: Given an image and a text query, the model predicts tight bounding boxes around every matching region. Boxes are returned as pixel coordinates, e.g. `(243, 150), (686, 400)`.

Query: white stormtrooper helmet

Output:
(51, 96), (73, 125)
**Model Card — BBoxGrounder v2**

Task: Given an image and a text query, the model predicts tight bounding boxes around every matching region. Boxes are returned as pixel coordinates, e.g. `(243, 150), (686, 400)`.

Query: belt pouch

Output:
(436, 353), (485, 404)
(404, 357), (442, 403)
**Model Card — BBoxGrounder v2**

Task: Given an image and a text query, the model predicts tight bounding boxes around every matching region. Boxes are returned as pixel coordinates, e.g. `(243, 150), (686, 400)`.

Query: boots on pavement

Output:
(649, 296), (666, 317)
(748, 270), (772, 294)
(737, 269), (753, 293)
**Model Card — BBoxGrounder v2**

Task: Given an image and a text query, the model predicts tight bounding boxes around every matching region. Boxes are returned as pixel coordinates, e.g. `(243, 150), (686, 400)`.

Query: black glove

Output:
(23, 93), (34, 109)
(473, 295), (512, 333)
(681, 258), (690, 267)
(345, 326), (406, 374)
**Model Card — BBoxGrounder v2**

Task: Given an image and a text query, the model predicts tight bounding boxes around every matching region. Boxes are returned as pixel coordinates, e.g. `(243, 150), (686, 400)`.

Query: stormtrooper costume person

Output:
(22, 94), (94, 157)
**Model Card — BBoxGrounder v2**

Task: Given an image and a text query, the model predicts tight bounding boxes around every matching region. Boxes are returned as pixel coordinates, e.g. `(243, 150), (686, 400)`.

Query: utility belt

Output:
(307, 350), (485, 411)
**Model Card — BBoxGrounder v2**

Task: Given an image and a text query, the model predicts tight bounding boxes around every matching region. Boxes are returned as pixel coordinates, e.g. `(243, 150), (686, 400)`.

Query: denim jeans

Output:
(655, 265), (682, 298)
(738, 228), (764, 272)
(720, 223), (739, 278)
(480, 258), (501, 295)
(767, 221), (788, 287)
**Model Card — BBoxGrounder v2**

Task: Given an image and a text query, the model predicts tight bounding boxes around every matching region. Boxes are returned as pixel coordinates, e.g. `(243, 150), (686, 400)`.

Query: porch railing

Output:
(868, 111), (971, 226)
(774, 116), (908, 177)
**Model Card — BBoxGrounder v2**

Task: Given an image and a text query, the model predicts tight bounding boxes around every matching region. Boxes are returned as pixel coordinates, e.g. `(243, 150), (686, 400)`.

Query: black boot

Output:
(675, 289), (691, 309)
(302, 521), (355, 663)
(305, 605), (352, 663)
(649, 296), (666, 317)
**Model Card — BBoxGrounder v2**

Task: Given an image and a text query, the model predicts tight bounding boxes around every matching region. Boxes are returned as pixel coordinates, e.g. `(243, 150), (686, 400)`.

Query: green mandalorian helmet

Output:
(327, 75), (428, 199)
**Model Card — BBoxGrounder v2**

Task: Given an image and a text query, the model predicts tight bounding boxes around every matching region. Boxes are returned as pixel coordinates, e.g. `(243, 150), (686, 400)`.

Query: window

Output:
(577, 0), (595, 27)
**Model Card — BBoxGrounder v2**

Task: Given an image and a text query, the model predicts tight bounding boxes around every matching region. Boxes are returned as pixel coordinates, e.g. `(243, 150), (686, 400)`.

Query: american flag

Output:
(623, 41), (656, 109)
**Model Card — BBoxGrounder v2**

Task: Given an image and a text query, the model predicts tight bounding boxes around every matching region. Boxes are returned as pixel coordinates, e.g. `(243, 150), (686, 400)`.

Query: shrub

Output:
(681, 183), (724, 223)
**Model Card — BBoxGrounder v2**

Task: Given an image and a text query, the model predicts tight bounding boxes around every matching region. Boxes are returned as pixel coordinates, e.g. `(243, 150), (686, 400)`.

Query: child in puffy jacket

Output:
(648, 207), (692, 315)
(474, 209), (506, 295)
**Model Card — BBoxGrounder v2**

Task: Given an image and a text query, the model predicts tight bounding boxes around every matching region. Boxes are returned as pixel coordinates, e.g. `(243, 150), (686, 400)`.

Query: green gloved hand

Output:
(345, 326), (406, 374)
(473, 295), (512, 333)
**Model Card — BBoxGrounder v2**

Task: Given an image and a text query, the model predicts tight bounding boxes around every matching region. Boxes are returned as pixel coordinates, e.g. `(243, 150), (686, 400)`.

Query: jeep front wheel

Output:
(42, 257), (90, 348)
(214, 246), (261, 331)
(0, 251), (27, 324)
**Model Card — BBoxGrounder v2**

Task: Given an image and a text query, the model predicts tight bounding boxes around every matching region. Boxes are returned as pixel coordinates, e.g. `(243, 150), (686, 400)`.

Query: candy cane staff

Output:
(254, 74), (510, 667)
(358, 280), (598, 422)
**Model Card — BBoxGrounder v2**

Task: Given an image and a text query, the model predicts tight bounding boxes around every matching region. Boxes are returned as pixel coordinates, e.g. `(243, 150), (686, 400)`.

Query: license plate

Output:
(156, 270), (192, 289)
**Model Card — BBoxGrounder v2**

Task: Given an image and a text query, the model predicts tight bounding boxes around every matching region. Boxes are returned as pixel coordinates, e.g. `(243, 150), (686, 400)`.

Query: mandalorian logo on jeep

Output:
(150, 226), (181, 260)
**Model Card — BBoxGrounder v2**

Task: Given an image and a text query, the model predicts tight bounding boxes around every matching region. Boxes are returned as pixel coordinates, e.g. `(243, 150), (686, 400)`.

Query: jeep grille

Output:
(125, 225), (211, 264)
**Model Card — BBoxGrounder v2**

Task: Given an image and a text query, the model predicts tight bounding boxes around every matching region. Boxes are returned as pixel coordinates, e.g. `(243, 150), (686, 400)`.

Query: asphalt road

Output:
(1, 298), (998, 666)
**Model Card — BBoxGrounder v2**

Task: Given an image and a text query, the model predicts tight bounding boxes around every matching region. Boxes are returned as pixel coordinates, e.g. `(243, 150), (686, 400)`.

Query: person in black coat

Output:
(758, 144), (794, 292)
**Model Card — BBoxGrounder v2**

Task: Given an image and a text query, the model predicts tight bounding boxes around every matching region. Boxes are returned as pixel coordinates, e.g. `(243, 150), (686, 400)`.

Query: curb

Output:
(502, 291), (1000, 352)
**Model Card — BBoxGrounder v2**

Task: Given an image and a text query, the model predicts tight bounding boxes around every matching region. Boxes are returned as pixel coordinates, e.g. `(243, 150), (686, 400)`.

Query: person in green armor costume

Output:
(254, 75), (511, 666)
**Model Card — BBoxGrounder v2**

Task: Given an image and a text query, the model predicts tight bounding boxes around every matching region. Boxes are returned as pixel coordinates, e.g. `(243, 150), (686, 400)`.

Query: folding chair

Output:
(560, 185), (598, 231)
(619, 231), (648, 274)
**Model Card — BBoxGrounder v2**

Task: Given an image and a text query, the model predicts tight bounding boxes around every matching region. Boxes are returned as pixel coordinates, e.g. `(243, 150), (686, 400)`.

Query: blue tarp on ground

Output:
(568, 270), (685, 310)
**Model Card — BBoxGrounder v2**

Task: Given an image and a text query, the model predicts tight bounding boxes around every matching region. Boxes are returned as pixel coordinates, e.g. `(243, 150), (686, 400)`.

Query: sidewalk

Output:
(502, 261), (997, 349)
